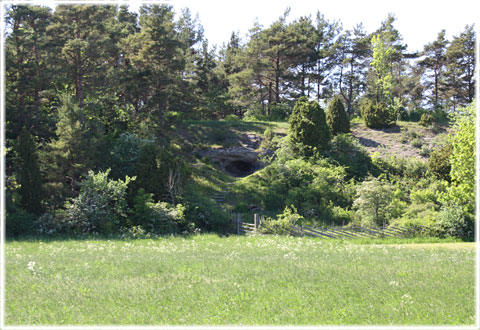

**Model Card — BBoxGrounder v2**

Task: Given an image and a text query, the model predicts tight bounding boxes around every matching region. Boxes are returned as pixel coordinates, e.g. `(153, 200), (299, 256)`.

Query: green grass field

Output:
(5, 235), (475, 325)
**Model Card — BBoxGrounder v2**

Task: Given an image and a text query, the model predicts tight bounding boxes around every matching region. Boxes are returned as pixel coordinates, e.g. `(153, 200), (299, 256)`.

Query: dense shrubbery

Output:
(326, 134), (373, 179)
(419, 113), (435, 127)
(360, 98), (397, 128)
(259, 206), (303, 235)
(63, 170), (134, 234)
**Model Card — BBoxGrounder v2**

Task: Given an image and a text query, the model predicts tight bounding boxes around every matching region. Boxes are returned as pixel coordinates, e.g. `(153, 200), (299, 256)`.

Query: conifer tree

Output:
(326, 95), (350, 135)
(288, 96), (330, 155)
(15, 127), (43, 214)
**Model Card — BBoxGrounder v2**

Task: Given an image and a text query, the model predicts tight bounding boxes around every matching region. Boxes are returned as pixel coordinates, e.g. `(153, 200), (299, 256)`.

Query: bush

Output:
(327, 133), (373, 179)
(64, 169), (134, 235)
(289, 96), (330, 155)
(259, 206), (303, 235)
(432, 204), (473, 240)
(419, 113), (435, 127)
(428, 144), (453, 181)
(224, 114), (240, 122)
(360, 98), (397, 128)
(326, 95), (350, 135)
(184, 196), (232, 234)
(353, 177), (394, 227)
(6, 207), (36, 238)
(411, 138), (422, 148)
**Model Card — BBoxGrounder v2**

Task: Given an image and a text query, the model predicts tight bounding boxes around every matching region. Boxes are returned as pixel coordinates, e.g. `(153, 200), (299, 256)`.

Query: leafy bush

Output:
(419, 113), (435, 127)
(428, 144), (453, 181)
(64, 169), (134, 234)
(131, 188), (193, 235)
(353, 177), (394, 227)
(360, 98), (397, 128)
(184, 196), (232, 234)
(33, 211), (69, 235)
(259, 206), (303, 235)
(326, 95), (350, 135)
(224, 114), (240, 122)
(432, 204), (473, 240)
(442, 102), (475, 216)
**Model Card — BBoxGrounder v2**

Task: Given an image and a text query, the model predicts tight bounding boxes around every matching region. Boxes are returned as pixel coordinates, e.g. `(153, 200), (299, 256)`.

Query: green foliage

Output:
(5, 207), (36, 238)
(432, 204), (473, 240)
(41, 94), (105, 207)
(353, 177), (394, 227)
(442, 102), (475, 215)
(259, 206), (303, 235)
(64, 169), (134, 234)
(234, 158), (354, 225)
(15, 127), (43, 214)
(326, 133), (373, 179)
(419, 113), (435, 127)
(131, 188), (193, 234)
(326, 95), (350, 135)
(360, 98), (397, 128)
(108, 132), (154, 179)
(428, 144), (453, 181)
(184, 196), (232, 233)
(288, 96), (331, 155)
(372, 154), (428, 180)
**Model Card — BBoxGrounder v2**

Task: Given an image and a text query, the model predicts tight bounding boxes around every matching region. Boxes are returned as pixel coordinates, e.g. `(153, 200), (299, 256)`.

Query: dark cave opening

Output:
(225, 160), (255, 177)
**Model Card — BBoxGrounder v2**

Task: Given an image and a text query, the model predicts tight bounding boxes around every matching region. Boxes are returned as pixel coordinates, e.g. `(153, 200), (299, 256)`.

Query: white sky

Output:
(28, 0), (478, 52)
(128, 0), (477, 52)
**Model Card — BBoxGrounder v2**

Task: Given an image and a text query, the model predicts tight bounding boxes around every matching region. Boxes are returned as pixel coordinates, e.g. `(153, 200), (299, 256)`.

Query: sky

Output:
(126, 0), (477, 52)
(21, 0), (477, 53)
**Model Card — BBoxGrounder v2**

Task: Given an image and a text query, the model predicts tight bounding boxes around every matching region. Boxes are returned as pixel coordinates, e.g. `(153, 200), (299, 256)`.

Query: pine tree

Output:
(326, 95), (350, 135)
(15, 127), (43, 214)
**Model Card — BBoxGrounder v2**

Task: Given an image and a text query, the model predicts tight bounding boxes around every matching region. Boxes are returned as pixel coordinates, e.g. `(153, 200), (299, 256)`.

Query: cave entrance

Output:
(225, 160), (255, 177)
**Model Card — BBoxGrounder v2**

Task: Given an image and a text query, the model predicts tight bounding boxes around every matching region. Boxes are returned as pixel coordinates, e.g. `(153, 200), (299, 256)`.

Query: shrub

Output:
(289, 96), (330, 155)
(326, 95), (350, 135)
(419, 145), (430, 157)
(259, 206), (303, 235)
(327, 133), (373, 179)
(360, 98), (397, 128)
(419, 113), (435, 127)
(353, 177), (394, 227)
(5, 207), (36, 238)
(184, 196), (232, 234)
(224, 114), (240, 122)
(410, 138), (422, 148)
(432, 204), (473, 240)
(428, 144), (453, 181)
(64, 169), (134, 235)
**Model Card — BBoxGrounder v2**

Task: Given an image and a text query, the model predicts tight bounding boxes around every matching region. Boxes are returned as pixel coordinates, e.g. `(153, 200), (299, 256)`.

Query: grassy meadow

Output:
(5, 235), (475, 325)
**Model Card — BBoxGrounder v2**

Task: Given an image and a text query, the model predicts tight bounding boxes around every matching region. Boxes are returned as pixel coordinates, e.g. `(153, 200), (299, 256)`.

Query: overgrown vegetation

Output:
(4, 4), (475, 242)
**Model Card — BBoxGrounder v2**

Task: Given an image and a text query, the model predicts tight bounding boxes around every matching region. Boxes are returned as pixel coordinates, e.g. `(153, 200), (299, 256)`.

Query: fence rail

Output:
(233, 213), (424, 238)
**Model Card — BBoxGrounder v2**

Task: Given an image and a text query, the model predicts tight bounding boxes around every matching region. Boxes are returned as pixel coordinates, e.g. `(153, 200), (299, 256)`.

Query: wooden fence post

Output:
(237, 213), (241, 235)
(254, 213), (260, 229)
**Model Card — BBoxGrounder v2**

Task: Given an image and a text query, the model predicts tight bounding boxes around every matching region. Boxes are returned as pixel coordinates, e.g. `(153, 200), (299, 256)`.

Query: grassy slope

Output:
(6, 235), (474, 325)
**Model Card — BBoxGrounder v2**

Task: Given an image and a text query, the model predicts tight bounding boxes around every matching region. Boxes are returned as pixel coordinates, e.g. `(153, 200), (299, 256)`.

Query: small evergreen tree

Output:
(288, 96), (330, 155)
(326, 95), (350, 135)
(15, 127), (43, 214)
